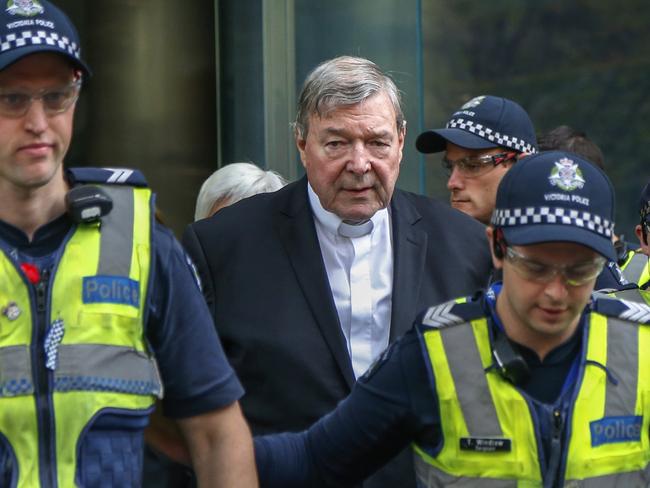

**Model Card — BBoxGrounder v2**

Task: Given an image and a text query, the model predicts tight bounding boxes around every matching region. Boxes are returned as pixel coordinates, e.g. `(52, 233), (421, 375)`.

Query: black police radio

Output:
(65, 185), (113, 224)
(492, 332), (530, 385)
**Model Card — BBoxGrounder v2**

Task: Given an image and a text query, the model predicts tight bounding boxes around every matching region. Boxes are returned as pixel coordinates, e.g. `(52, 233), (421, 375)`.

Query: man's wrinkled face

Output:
(297, 92), (405, 222)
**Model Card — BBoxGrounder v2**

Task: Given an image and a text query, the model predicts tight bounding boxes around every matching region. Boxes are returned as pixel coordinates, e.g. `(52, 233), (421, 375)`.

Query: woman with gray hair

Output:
(194, 162), (288, 220)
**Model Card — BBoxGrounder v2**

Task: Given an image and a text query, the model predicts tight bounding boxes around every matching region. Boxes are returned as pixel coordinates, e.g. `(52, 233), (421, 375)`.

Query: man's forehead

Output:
(316, 91), (395, 115)
(0, 52), (76, 82)
(317, 125), (395, 138)
(513, 241), (599, 259)
(310, 106), (398, 134)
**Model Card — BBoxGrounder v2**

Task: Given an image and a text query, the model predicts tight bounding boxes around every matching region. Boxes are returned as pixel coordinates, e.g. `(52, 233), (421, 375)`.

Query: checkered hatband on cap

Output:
(446, 118), (537, 154)
(640, 183), (650, 222)
(0, 29), (80, 59)
(491, 206), (614, 239)
(0, 0), (91, 75)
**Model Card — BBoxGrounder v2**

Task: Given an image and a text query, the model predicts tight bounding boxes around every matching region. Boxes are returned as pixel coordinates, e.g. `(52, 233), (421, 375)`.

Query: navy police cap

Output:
(0, 0), (90, 76)
(491, 150), (616, 261)
(416, 95), (537, 155)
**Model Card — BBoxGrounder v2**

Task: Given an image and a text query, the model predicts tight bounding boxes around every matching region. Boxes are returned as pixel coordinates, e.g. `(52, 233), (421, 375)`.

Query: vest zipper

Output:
(34, 268), (57, 488)
(36, 269), (48, 312)
(544, 408), (564, 488)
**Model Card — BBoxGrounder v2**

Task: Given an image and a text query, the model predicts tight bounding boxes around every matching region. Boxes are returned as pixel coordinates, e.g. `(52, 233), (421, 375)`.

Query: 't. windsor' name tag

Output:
(460, 437), (512, 452)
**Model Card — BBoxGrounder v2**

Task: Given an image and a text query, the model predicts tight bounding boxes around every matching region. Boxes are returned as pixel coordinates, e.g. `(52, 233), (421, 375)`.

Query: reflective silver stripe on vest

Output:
(0, 346), (33, 396)
(604, 318), (639, 417)
(413, 455), (517, 487)
(440, 324), (502, 437)
(613, 288), (648, 304)
(576, 464), (650, 487)
(98, 186), (135, 277)
(622, 252), (648, 285)
(53, 344), (162, 398)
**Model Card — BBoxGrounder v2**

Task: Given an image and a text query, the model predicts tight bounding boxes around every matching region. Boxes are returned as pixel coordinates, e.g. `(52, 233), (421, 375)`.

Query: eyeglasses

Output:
(442, 152), (518, 178)
(0, 80), (82, 118)
(505, 246), (606, 287)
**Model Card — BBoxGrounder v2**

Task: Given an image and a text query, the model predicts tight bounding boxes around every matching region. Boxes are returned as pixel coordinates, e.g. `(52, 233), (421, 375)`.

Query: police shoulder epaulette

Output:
(66, 167), (148, 187)
(418, 298), (484, 330)
(591, 295), (650, 325)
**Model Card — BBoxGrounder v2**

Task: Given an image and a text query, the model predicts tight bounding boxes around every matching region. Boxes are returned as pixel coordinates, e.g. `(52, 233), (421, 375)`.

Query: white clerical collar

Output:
(307, 182), (388, 236)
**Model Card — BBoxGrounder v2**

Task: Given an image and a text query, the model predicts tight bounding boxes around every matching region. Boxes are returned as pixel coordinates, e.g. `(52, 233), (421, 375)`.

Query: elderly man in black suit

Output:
(183, 55), (492, 487)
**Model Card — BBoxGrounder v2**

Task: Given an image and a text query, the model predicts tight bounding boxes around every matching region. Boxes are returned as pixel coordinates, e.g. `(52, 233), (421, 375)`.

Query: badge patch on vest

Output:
(83, 276), (140, 307)
(590, 416), (642, 447)
(460, 437), (511, 452)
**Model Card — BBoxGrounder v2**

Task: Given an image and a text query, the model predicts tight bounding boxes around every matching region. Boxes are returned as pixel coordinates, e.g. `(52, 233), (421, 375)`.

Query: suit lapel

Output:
(390, 190), (428, 341)
(273, 178), (356, 387)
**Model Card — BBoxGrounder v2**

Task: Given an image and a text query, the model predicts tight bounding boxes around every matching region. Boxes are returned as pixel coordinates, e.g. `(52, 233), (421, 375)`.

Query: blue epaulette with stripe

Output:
(591, 295), (650, 325)
(66, 167), (148, 187)
(416, 298), (485, 330)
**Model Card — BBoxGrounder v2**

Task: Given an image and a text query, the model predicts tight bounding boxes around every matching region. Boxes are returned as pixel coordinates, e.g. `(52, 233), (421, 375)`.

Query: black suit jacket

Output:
(182, 176), (493, 487)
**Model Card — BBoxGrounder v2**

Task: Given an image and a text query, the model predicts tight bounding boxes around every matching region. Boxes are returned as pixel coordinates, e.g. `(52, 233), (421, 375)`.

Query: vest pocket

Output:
(74, 311), (143, 348)
(76, 409), (151, 488)
(568, 390), (650, 479)
(0, 431), (17, 488)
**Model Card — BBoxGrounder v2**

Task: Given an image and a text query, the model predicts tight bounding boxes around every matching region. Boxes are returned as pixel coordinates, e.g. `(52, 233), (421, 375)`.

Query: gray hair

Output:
(194, 162), (288, 221)
(294, 55), (405, 139)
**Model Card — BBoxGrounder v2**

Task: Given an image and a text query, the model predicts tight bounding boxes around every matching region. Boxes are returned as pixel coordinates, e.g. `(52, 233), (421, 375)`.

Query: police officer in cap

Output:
(415, 94), (537, 225)
(620, 181), (650, 287)
(607, 181), (650, 305)
(0, 1), (256, 486)
(255, 150), (650, 487)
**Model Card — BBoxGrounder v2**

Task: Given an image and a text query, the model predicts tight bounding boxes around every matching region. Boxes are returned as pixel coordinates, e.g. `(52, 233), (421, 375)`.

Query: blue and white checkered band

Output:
(642, 202), (650, 220)
(0, 30), (81, 59)
(491, 206), (614, 239)
(446, 118), (537, 154)
(44, 318), (65, 371)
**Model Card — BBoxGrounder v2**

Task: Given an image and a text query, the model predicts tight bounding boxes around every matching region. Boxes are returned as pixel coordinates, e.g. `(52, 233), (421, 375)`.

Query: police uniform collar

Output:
(0, 213), (71, 257)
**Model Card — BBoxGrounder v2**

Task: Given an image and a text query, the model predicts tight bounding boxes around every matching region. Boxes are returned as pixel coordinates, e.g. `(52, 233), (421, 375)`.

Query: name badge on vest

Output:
(83, 276), (140, 308)
(590, 415), (642, 447)
(460, 437), (512, 452)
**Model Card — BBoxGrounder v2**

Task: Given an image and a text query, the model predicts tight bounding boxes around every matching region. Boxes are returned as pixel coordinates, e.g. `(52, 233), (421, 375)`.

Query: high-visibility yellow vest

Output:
(610, 287), (650, 306)
(413, 297), (650, 487)
(0, 184), (162, 488)
(620, 250), (650, 287)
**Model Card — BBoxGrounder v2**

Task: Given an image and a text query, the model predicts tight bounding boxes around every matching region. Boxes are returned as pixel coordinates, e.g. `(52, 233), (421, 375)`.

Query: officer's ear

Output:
(635, 224), (650, 256)
(635, 224), (644, 246)
(486, 226), (504, 269)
